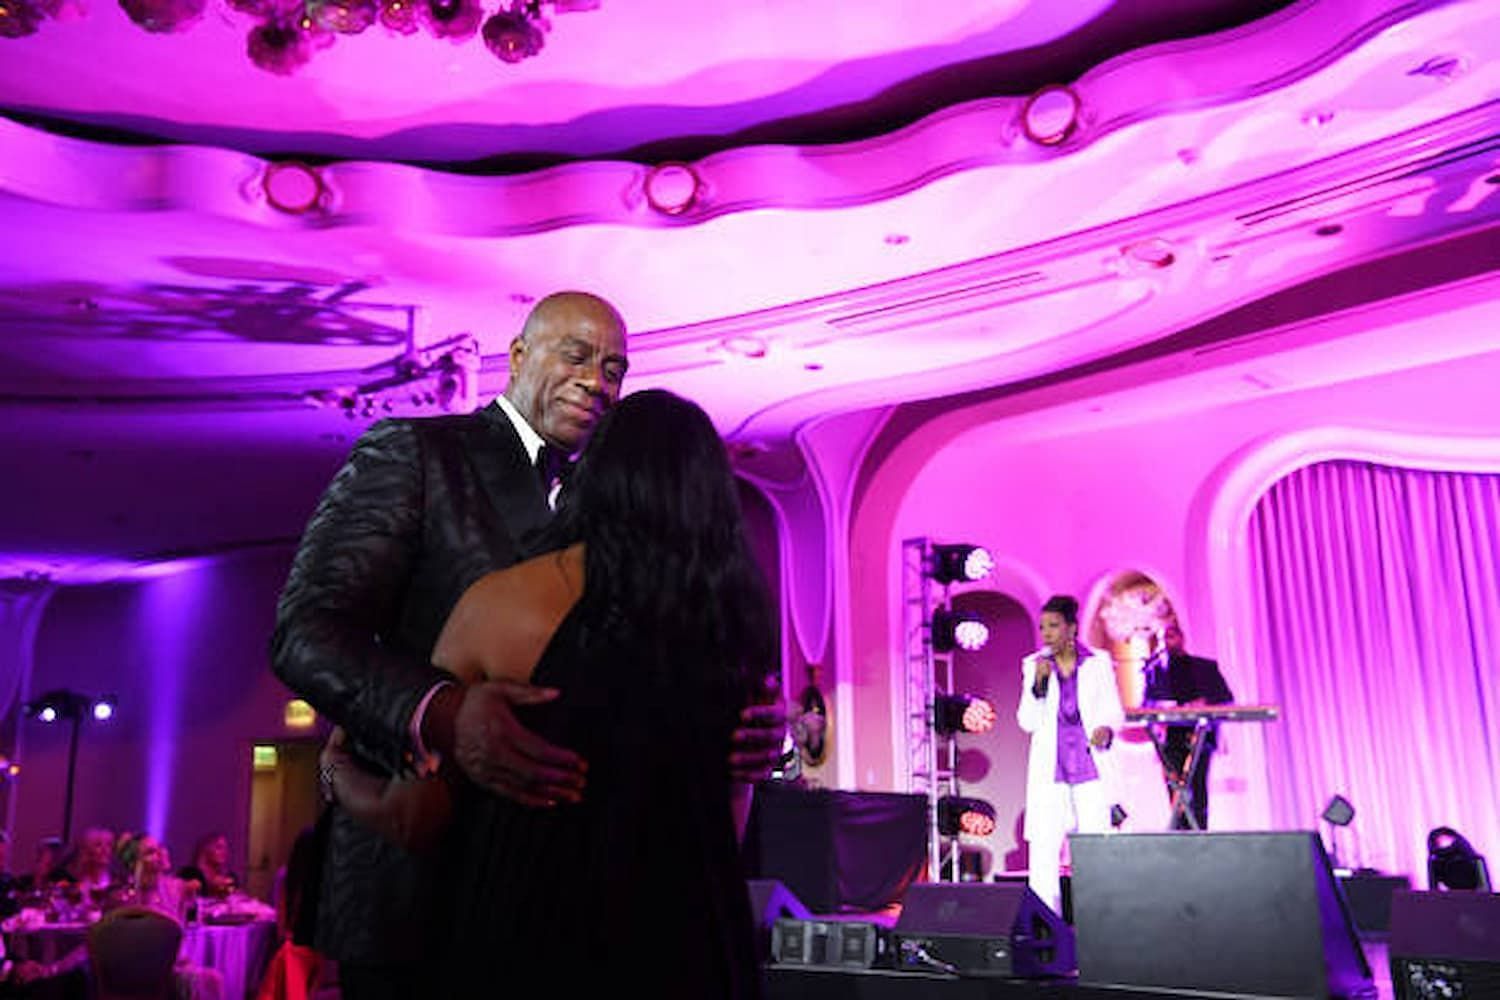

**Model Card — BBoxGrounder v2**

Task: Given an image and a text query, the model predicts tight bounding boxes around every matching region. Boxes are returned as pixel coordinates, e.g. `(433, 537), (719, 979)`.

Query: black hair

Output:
(535, 389), (775, 699)
(1041, 594), (1079, 626)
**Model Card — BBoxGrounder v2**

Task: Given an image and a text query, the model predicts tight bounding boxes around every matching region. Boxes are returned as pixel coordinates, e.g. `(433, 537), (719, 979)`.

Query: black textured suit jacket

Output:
(270, 401), (550, 964)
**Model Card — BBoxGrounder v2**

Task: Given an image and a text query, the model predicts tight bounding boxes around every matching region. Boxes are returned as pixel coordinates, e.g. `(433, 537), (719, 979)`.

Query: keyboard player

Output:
(1142, 623), (1234, 830)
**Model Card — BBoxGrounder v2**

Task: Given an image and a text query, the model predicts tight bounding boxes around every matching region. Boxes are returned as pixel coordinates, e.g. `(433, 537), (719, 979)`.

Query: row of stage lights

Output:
(926, 543), (999, 840)
(928, 543), (993, 653)
(22, 690), (117, 723)
(0, 692), (116, 780)
(15, 689), (118, 842)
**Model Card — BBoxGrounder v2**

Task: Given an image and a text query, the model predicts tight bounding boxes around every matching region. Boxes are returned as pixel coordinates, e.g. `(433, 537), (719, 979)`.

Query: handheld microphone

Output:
(1032, 646), (1053, 697)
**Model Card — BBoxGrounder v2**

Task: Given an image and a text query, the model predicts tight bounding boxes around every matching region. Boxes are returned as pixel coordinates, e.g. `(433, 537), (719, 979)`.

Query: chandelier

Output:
(0, 0), (599, 74)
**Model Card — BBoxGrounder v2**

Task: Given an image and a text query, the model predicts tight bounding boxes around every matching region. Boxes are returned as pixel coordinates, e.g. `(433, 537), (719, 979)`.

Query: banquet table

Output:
(4, 920), (87, 964)
(5, 916), (278, 999)
(183, 919), (279, 1000)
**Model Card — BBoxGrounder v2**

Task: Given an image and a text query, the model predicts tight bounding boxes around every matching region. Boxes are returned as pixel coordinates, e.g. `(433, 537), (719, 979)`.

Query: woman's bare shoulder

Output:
(434, 545), (585, 682)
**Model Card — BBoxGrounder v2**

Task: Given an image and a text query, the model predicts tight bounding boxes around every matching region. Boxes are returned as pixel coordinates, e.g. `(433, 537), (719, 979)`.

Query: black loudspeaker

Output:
(890, 882), (1075, 978)
(747, 879), (811, 960)
(1339, 872), (1410, 936)
(1389, 889), (1500, 999)
(1070, 832), (1372, 998)
(770, 918), (889, 969)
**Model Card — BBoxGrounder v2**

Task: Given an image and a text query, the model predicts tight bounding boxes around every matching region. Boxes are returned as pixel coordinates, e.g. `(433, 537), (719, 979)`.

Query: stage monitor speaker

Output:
(771, 918), (889, 969)
(1070, 831), (1372, 999)
(890, 882), (1075, 978)
(747, 879), (812, 960)
(1339, 872), (1410, 936)
(1389, 889), (1500, 999)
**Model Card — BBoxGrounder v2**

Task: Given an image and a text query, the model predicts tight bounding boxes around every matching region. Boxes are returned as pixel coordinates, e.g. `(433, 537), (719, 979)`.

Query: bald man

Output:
(273, 292), (783, 999)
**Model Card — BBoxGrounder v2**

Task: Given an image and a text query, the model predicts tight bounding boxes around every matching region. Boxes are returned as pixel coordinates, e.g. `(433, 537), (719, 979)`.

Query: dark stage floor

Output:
(763, 924), (1396, 999)
(765, 940), (1393, 1000)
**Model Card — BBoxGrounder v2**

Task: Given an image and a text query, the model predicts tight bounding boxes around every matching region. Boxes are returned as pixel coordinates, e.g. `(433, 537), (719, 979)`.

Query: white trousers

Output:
(1026, 778), (1111, 917)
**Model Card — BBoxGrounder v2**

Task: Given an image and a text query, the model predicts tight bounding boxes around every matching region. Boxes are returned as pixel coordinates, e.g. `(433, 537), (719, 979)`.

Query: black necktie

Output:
(536, 444), (566, 493)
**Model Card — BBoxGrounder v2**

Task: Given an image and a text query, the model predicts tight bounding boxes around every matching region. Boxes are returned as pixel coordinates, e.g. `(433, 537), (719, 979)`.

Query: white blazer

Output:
(1015, 647), (1125, 841)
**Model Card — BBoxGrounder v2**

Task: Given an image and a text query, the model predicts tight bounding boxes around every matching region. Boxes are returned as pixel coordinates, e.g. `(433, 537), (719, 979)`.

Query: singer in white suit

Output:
(1016, 594), (1125, 916)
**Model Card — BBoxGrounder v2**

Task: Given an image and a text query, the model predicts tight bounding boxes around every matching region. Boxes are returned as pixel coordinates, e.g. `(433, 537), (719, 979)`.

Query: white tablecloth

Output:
(5, 917), (277, 1000)
(182, 920), (278, 1000)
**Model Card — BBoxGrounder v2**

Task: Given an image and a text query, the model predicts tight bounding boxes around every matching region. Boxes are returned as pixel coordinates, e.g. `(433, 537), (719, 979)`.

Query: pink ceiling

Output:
(1, 0), (1498, 580)
(1, 0), (1095, 158)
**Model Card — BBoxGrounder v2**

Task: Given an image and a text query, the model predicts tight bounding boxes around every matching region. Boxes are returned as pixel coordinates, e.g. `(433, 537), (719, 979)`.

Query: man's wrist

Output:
(421, 684), (464, 763)
(318, 758), (341, 804)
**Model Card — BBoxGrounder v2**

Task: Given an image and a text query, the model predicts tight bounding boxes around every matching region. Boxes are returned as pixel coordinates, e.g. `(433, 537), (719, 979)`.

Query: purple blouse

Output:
(1055, 669), (1099, 785)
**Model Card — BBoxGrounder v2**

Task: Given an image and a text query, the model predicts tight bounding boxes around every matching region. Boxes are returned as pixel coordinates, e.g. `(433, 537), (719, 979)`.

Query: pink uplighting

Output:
(3, 2), (1499, 994)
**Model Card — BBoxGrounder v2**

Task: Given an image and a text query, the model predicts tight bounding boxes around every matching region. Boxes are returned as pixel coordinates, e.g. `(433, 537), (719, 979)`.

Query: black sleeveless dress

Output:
(439, 606), (762, 998)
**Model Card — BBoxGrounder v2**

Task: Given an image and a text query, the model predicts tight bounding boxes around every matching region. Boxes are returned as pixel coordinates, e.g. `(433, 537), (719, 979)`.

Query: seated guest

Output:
(123, 835), (195, 923)
(178, 833), (239, 899)
(15, 838), (69, 895)
(64, 828), (117, 905)
(8, 836), (220, 1000)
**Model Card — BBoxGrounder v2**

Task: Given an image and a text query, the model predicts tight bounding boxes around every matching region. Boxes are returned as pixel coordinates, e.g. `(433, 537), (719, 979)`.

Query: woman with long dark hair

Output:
(430, 388), (774, 998)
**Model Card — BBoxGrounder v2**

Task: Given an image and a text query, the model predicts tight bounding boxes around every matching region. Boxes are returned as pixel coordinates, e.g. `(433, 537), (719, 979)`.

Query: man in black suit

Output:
(1142, 622), (1234, 830)
(272, 291), (784, 999)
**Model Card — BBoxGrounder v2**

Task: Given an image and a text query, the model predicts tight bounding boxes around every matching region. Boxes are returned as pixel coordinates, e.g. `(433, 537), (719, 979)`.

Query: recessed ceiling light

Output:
(1021, 85), (1082, 146)
(262, 162), (326, 215)
(644, 162), (702, 216)
(721, 335), (767, 358)
(1123, 238), (1175, 269)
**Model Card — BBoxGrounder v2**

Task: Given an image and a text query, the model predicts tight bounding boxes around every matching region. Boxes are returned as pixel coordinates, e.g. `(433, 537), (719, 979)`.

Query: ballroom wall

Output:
(10, 548), (304, 880)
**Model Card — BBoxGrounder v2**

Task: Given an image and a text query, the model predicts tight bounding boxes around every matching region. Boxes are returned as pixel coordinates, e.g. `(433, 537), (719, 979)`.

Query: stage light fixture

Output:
(1427, 826), (1491, 892)
(933, 694), (997, 735)
(1322, 794), (1355, 827)
(20, 689), (118, 842)
(931, 607), (989, 653)
(937, 796), (997, 838)
(928, 544), (994, 585)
